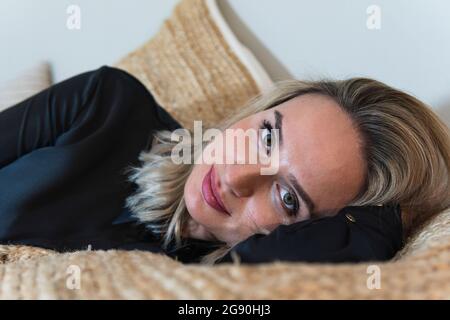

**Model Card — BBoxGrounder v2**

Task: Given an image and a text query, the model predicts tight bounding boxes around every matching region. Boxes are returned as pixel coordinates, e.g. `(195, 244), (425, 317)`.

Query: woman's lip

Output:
(201, 166), (231, 216)
(210, 166), (231, 216)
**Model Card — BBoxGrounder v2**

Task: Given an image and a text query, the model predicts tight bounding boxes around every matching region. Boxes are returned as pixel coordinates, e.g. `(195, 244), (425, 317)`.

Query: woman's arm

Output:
(0, 65), (181, 170)
(0, 66), (173, 246)
(217, 204), (404, 264)
(0, 67), (104, 169)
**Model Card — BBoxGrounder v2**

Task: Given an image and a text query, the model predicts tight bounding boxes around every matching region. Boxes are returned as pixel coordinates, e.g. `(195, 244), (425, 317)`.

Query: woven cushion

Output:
(0, 62), (52, 113)
(0, 207), (449, 299)
(114, 0), (273, 130)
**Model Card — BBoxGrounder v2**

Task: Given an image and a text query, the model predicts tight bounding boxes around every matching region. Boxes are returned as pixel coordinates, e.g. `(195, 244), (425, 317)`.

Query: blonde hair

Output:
(125, 78), (450, 264)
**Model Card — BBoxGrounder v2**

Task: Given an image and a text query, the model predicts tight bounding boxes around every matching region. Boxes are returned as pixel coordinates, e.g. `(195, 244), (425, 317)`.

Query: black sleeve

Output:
(216, 204), (404, 264)
(0, 65), (181, 170)
(0, 68), (104, 169)
(0, 65), (182, 246)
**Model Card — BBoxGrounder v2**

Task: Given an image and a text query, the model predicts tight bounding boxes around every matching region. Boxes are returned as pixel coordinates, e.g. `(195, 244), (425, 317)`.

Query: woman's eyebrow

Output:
(274, 110), (283, 145)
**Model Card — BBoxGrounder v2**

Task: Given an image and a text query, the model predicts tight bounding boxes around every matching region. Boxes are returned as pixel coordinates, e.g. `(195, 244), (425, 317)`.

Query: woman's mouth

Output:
(201, 166), (231, 216)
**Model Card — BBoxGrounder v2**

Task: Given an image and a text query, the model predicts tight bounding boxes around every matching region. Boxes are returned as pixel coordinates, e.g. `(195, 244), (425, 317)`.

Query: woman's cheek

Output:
(184, 166), (205, 222)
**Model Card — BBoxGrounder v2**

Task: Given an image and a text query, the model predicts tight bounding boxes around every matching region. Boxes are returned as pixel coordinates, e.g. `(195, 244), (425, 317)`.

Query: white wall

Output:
(221, 0), (450, 124)
(1, 0), (449, 124)
(0, 0), (178, 84)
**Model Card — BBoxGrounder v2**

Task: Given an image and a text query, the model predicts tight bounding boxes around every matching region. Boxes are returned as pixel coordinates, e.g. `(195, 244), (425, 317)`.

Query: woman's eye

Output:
(279, 185), (299, 217)
(262, 130), (272, 151)
(260, 119), (273, 155)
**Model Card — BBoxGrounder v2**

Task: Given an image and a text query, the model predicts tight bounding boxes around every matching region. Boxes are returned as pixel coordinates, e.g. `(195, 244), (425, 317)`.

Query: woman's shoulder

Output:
(89, 65), (150, 97)
(93, 65), (140, 83)
(93, 65), (183, 131)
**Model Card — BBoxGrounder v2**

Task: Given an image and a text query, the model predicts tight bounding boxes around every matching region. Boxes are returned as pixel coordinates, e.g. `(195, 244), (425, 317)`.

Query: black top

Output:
(0, 66), (403, 264)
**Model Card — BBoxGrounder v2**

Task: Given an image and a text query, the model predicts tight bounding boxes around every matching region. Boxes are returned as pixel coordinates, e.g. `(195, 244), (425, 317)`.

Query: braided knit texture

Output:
(115, 0), (260, 130)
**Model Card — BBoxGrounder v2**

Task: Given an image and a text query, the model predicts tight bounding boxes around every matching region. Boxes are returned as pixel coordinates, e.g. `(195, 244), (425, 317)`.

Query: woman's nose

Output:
(222, 163), (267, 198)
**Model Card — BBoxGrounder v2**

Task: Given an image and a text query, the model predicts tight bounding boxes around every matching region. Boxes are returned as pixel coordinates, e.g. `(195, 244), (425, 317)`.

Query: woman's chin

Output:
(182, 208), (216, 241)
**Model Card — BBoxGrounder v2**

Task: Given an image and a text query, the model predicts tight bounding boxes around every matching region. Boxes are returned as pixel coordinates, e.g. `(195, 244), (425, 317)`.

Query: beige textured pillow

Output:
(115, 0), (273, 130)
(0, 62), (52, 113)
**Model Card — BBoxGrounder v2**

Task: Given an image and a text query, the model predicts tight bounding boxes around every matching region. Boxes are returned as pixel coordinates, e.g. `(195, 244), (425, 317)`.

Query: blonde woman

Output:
(0, 66), (449, 265)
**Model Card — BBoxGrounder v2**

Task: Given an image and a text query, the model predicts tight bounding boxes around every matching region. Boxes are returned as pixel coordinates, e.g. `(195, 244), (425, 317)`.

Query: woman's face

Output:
(183, 93), (366, 246)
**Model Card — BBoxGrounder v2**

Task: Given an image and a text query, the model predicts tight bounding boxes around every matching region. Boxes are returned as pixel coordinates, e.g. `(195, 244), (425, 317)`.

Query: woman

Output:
(0, 66), (449, 264)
